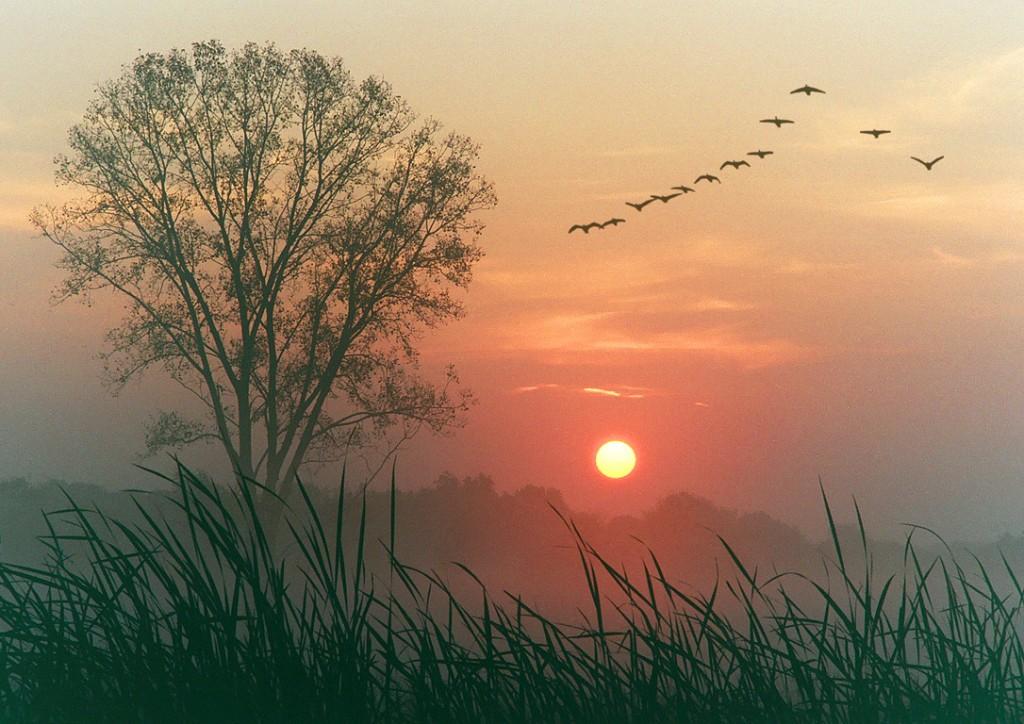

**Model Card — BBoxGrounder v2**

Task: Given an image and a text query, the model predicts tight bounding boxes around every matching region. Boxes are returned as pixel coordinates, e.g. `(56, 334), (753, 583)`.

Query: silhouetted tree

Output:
(33, 41), (495, 506)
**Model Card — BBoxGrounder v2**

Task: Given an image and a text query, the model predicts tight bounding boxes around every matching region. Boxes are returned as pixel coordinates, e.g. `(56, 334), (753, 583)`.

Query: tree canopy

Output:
(33, 41), (495, 497)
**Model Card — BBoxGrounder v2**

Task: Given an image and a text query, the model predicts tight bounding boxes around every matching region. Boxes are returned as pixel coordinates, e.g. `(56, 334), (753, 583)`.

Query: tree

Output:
(33, 41), (495, 505)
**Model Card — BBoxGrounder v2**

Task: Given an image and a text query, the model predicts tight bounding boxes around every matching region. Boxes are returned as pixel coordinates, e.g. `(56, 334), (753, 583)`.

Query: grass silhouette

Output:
(2, 463), (1024, 722)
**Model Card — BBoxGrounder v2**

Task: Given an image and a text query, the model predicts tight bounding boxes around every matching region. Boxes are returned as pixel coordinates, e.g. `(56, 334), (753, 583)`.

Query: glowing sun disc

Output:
(595, 441), (636, 479)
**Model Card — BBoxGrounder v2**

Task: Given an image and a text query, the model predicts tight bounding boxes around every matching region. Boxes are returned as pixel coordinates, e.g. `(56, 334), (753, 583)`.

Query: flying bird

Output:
(760, 116), (795, 127)
(911, 155), (944, 171)
(790, 85), (825, 96)
(671, 185), (695, 193)
(568, 222), (601, 234)
(860, 129), (891, 138)
(694, 174), (721, 184)
(747, 150), (774, 159)
(720, 160), (751, 170)
(626, 198), (656, 212)
(599, 217), (627, 227)
(649, 193), (682, 203)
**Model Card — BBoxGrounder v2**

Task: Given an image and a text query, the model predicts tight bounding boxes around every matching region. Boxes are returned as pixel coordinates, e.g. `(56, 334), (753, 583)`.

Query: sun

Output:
(595, 440), (637, 479)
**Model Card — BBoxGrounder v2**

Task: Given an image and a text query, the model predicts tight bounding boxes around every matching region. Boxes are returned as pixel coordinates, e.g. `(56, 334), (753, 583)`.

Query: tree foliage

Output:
(33, 41), (495, 496)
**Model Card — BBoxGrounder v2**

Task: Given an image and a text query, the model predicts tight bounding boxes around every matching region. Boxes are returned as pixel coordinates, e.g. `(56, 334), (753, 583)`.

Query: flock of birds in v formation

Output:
(568, 84), (945, 234)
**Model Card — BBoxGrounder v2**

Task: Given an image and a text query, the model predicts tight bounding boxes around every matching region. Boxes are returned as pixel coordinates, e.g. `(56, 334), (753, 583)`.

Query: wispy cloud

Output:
(870, 192), (954, 213)
(688, 296), (754, 311)
(512, 383), (561, 393)
(846, 179), (1024, 233)
(0, 179), (70, 231)
(582, 386), (646, 399)
(931, 247), (975, 268)
(513, 312), (818, 369)
(775, 258), (861, 275)
(931, 246), (1024, 268)
(584, 329), (817, 368)
(512, 383), (663, 399)
(583, 386), (621, 397)
(546, 176), (615, 189)
(472, 256), (824, 370)
(786, 46), (1024, 162)
(594, 145), (679, 159)
(591, 190), (658, 202)
(941, 46), (1024, 126)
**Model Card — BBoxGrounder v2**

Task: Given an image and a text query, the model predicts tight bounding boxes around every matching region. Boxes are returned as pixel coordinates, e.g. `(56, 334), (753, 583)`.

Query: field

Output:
(2, 464), (1023, 723)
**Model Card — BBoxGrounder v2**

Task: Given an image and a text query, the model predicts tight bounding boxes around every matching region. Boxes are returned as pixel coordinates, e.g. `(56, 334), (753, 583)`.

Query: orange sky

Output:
(1, 2), (1023, 539)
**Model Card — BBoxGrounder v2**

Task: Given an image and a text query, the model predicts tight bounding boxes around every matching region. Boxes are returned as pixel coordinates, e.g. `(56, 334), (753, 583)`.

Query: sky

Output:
(1, 1), (1022, 539)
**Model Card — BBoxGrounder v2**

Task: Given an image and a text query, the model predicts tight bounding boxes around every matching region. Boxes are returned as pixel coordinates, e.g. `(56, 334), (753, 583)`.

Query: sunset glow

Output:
(0, 2), (1021, 541)
(2, 5), (1024, 718)
(595, 441), (637, 479)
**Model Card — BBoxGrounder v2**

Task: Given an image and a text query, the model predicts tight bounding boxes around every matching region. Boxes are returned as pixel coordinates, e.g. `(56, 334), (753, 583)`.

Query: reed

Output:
(1, 462), (1022, 722)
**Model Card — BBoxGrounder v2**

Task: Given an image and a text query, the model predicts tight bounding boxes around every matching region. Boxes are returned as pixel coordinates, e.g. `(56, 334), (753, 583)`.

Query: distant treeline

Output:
(7, 467), (1024, 721)
(5, 470), (1023, 620)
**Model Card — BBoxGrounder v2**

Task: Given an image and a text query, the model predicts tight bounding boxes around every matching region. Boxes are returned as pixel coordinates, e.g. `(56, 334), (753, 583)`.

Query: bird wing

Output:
(739, 160), (750, 167)
(719, 162), (730, 169)
(931, 156), (944, 164)
(568, 225), (583, 233)
(910, 156), (926, 166)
